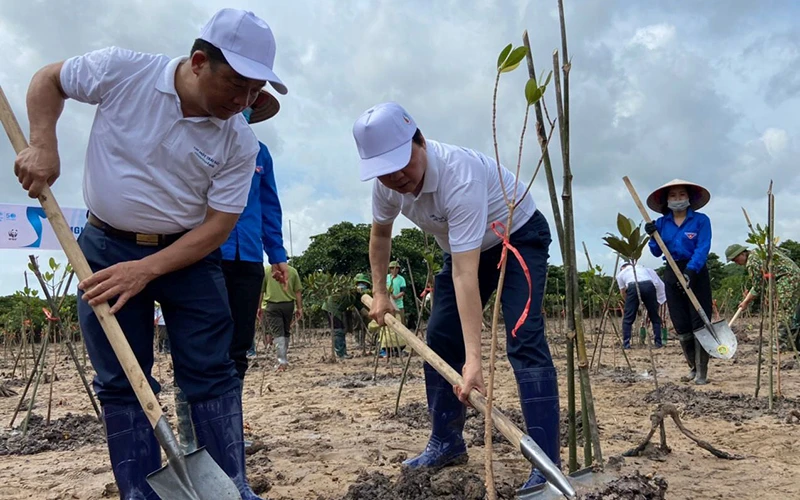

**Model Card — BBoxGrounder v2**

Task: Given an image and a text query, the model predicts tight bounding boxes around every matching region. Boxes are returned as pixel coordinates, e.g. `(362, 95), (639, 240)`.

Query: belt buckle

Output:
(135, 233), (160, 247)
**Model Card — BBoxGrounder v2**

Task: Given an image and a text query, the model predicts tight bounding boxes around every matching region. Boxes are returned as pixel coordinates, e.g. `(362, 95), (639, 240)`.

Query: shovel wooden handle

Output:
(622, 177), (712, 325)
(0, 86), (163, 427)
(727, 292), (753, 328)
(360, 294), (525, 446)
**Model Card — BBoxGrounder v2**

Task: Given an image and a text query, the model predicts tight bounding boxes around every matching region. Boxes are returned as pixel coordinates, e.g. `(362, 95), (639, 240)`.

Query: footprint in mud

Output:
(0, 413), (104, 455)
(643, 382), (799, 421)
(340, 467), (502, 500)
(579, 470), (668, 500)
(321, 371), (420, 389)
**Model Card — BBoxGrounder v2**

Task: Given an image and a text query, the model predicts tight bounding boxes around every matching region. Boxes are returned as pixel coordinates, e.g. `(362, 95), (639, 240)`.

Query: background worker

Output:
(616, 262), (666, 349)
(727, 243), (800, 351)
(263, 263), (303, 370)
(387, 260), (407, 324)
(645, 179), (713, 385)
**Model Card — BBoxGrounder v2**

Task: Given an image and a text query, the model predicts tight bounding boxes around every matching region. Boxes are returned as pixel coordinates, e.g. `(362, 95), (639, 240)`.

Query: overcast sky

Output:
(1, 0), (799, 296)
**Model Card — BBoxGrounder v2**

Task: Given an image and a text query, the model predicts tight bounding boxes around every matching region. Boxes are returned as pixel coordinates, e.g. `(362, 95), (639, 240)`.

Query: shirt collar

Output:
(414, 143), (441, 200)
(155, 56), (224, 129)
(664, 208), (695, 223)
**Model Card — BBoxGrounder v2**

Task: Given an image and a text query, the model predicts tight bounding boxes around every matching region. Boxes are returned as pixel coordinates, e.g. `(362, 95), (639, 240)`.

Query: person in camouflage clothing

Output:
(726, 243), (800, 349)
(322, 273), (373, 359)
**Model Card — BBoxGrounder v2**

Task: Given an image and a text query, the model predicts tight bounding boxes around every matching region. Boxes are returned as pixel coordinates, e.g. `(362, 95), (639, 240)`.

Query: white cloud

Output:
(629, 23), (676, 50)
(761, 127), (789, 157)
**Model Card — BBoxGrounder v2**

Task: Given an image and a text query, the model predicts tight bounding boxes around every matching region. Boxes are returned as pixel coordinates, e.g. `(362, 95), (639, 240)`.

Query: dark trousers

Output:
(663, 262), (713, 339)
(266, 301), (295, 337)
(222, 259), (265, 380)
(426, 211), (553, 374)
(621, 281), (662, 347)
(77, 224), (239, 406)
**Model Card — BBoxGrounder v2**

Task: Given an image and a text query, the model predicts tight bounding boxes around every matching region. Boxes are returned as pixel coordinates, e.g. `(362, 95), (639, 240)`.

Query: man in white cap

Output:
(13, 8), (285, 499)
(353, 102), (560, 496)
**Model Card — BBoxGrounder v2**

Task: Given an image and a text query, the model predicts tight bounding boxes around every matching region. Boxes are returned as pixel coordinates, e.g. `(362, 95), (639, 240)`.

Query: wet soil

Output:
(0, 413), (104, 455)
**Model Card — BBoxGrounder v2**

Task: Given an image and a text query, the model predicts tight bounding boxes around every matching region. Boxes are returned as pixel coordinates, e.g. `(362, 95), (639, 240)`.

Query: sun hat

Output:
(353, 102), (417, 181)
(646, 179), (711, 214)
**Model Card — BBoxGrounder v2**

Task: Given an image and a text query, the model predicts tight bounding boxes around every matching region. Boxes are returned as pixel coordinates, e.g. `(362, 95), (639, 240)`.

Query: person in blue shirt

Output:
(644, 179), (713, 385)
(173, 90), (289, 456)
(220, 90), (289, 382)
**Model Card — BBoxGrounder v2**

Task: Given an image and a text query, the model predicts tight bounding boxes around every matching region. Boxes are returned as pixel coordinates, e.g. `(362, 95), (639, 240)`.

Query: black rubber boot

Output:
(679, 336), (696, 382)
(694, 338), (709, 385)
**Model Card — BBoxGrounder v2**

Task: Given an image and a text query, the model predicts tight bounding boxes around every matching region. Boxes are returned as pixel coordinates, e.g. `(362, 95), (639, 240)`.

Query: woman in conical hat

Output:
(644, 179), (713, 385)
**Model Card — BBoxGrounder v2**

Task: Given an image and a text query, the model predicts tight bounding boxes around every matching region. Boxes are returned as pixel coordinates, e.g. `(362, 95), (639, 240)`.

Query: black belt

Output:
(87, 213), (187, 247)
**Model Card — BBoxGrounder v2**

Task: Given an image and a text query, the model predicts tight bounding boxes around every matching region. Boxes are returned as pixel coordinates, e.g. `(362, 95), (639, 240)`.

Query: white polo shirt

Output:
(372, 140), (537, 254)
(60, 46), (258, 234)
(616, 265), (666, 304)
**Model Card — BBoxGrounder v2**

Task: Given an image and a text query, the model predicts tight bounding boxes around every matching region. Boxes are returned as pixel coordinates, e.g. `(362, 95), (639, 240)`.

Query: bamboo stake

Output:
(767, 183), (775, 410)
(591, 255), (620, 371)
(394, 258), (430, 415)
(552, 48), (577, 473)
(21, 331), (49, 436)
(553, 46), (603, 467)
(522, 32), (565, 256)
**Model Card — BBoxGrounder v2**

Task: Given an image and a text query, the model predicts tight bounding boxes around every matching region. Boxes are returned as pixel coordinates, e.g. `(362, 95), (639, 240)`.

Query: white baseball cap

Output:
(199, 8), (288, 95)
(353, 102), (418, 181)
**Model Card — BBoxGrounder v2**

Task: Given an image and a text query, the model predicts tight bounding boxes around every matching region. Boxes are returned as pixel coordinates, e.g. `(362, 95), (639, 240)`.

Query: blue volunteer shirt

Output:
(220, 142), (287, 264)
(648, 209), (711, 272)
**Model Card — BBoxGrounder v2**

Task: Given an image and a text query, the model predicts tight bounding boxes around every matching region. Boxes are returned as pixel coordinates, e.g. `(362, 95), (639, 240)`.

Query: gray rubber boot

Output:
(174, 388), (197, 454)
(276, 336), (289, 367)
(678, 335), (697, 382)
(694, 338), (709, 385)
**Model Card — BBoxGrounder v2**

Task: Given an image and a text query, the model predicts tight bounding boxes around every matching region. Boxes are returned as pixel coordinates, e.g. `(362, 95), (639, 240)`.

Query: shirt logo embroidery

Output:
(255, 165), (264, 174)
(193, 147), (221, 169)
(402, 114), (411, 124)
(685, 232), (697, 240)
(429, 214), (447, 223)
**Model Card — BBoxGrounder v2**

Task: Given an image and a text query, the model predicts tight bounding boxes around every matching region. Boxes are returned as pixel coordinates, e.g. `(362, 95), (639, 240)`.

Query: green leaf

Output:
(616, 213), (632, 239)
(542, 70), (553, 88)
(497, 44), (512, 70)
(500, 46), (528, 73)
(27, 262), (35, 272)
(630, 227), (641, 247)
(32, 290), (39, 297)
(44, 272), (53, 282)
(49, 257), (56, 270)
(23, 286), (30, 295)
(525, 79), (544, 106)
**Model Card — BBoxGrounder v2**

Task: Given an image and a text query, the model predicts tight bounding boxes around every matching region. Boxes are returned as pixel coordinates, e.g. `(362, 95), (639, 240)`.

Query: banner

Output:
(0, 203), (88, 250)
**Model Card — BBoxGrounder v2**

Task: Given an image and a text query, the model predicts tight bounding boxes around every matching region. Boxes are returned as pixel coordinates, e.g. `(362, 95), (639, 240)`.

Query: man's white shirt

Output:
(372, 140), (536, 254)
(60, 46), (259, 234)
(616, 265), (667, 305)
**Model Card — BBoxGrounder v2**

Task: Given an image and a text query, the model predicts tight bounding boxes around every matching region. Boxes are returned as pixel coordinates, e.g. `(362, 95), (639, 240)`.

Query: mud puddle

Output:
(322, 371), (420, 389)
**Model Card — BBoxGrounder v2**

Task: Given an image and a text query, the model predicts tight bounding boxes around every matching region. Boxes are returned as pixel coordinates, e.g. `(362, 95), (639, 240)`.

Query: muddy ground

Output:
(0, 321), (799, 499)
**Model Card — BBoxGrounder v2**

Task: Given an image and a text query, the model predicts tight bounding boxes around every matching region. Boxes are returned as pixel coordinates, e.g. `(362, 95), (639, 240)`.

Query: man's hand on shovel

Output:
(14, 143), (61, 198)
(455, 359), (486, 405)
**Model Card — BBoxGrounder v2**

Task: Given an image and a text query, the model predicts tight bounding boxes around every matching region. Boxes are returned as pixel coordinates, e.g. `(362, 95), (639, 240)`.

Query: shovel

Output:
(623, 176), (737, 359)
(362, 295), (613, 500)
(0, 86), (241, 500)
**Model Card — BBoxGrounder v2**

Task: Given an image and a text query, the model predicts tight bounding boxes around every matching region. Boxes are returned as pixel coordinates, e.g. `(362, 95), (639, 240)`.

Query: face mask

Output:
(242, 107), (253, 123)
(357, 284), (368, 292)
(668, 199), (690, 212)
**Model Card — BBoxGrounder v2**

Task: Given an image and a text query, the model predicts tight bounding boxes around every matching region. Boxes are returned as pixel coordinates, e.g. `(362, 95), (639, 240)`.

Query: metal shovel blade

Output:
(147, 447), (241, 500)
(518, 467), (616, 500)
(694, 319), (737, 360)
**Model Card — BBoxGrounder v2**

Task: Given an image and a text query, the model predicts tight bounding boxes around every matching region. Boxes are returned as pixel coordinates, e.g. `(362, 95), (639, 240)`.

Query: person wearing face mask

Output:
(644, 179), (713, 385)
(353, 102), (558, 496)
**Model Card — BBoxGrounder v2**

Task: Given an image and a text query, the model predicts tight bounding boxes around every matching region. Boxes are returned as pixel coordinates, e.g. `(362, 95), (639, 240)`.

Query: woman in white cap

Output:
(353, 101), (558, 496)
(644, 179), (713, 384)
